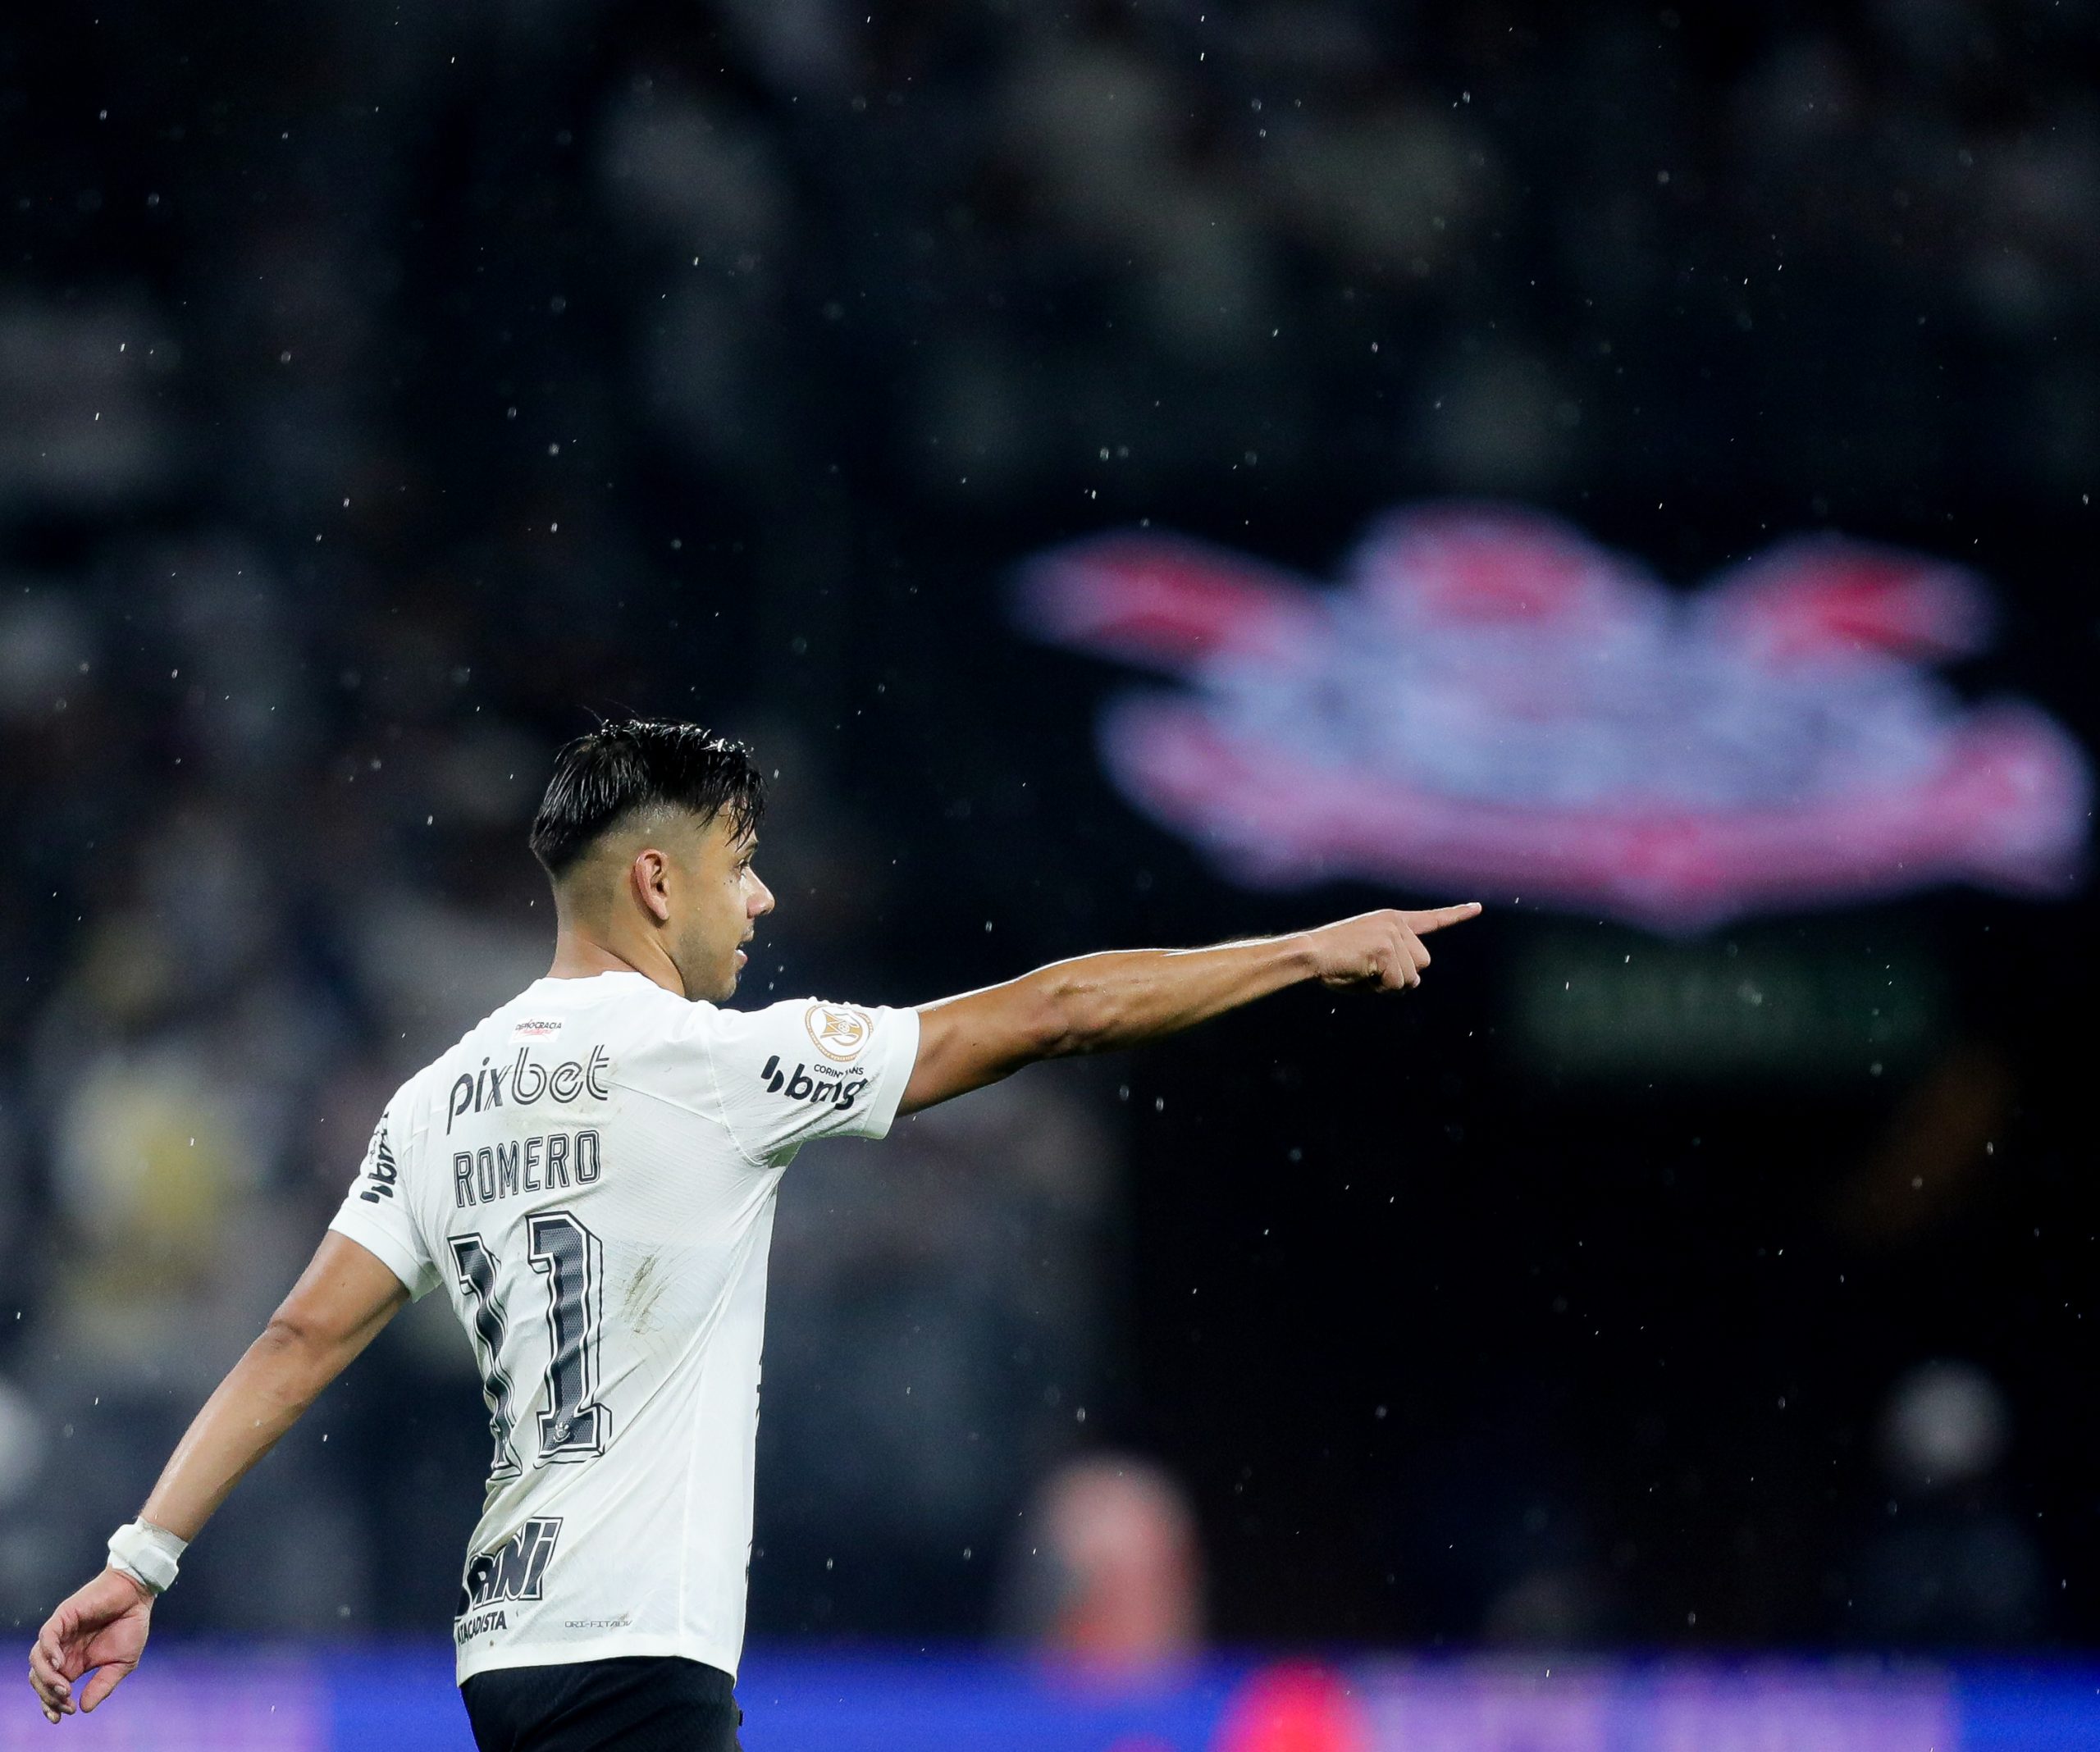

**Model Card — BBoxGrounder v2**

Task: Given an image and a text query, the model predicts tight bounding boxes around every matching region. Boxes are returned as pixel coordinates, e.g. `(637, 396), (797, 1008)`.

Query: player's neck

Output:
(547, 928), (686, 997)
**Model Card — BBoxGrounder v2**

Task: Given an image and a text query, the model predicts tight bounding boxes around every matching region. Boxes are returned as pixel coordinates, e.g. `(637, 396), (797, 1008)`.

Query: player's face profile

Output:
(673, 814), (773, 1001)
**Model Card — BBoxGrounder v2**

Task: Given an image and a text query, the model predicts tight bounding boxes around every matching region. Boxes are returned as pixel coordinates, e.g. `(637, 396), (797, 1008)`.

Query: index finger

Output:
(1403, 901), (1484, 934)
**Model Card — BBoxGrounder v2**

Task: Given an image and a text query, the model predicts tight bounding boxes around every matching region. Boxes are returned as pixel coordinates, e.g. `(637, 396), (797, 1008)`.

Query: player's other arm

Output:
(27, 1234), (407, 1723)
(901, 903), (1481, 1114)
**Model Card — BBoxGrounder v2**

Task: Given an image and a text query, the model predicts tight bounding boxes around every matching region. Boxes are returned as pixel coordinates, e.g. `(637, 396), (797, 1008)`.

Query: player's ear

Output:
(629, 847), (674, 924)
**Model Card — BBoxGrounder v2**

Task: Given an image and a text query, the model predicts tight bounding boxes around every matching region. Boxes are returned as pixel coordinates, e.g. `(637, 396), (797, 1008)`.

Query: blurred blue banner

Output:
(9, 1646), (2100, 1750)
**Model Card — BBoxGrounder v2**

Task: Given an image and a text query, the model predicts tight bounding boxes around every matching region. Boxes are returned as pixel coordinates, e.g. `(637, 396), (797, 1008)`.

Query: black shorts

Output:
(462, 1656), (743, 1751)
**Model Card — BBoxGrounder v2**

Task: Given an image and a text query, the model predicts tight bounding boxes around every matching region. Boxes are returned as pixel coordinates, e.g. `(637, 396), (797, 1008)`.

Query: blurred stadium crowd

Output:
(0, 0), (2095, 1658)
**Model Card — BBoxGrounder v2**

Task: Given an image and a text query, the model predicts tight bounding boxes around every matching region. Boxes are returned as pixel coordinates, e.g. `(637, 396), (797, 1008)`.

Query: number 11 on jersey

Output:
(528, 1211), (609, 1462)
(451, 1211), (610, 1477)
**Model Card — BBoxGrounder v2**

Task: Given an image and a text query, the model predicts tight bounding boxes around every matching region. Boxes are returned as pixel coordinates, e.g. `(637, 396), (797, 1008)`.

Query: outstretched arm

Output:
(28, 1234), (407, 1722)
(902, 903), (1481, 1114)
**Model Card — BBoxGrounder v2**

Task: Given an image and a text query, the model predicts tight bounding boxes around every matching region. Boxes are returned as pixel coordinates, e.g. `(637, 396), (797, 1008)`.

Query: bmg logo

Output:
(759, 1056), (868, 1114)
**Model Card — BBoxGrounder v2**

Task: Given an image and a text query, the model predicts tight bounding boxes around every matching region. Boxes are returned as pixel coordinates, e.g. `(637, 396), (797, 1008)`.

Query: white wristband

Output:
(107, 1520), (187, 1595)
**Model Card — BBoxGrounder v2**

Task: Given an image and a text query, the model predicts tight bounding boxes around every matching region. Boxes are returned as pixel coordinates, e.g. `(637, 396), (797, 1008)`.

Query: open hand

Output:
(28, 1568), (153, 1723)
(1303, 903), (1482, 992)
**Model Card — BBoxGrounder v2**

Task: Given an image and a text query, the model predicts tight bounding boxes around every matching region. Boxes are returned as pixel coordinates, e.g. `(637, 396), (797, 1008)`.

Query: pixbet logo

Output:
(760, 1055), (868, 1114)
(448, 1045), (613, 1134)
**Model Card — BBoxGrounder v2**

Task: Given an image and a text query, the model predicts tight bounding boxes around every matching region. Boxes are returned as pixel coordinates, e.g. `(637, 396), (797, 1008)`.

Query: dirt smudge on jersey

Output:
(623, 1249), (669, 1336)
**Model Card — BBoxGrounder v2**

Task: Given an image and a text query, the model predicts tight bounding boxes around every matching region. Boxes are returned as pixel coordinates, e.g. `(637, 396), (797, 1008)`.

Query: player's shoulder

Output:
(626, 993), (891, 1081)
(387, 979), (593, 1114)
(701, 996), (906, 1088)
(431, 973), (675, 1056)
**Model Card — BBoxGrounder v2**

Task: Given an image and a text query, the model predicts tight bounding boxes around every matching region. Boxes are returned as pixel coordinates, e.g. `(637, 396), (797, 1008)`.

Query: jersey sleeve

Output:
(326, 1097), (441, 1300)
(699, 997), (920, 1166)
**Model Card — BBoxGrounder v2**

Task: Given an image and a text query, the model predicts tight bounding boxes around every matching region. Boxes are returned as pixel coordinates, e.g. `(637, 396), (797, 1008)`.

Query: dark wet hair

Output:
(528, 719), (765, 880)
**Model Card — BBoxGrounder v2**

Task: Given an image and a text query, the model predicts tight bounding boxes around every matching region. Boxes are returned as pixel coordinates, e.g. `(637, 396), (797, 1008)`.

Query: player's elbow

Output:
(258, 1309), (327, 1359)
(258, 1302), (361, 1368)
(1036, 971), (1116, 1058)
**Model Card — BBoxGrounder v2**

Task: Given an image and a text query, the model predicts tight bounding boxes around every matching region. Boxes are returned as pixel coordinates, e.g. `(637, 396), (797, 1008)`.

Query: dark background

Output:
(0, 0), (2094, 1654)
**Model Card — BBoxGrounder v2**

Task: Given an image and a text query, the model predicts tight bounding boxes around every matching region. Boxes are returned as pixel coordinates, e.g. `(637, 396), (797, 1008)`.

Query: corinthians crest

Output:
(1017, 504), (2089, 932)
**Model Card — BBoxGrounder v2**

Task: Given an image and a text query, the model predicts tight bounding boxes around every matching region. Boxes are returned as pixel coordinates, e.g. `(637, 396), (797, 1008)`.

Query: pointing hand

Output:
(1303, 903), (1484, 992)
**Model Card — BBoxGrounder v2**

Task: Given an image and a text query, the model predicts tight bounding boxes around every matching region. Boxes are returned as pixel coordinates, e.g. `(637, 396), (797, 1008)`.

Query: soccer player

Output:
(27, 720), (1481, 1750)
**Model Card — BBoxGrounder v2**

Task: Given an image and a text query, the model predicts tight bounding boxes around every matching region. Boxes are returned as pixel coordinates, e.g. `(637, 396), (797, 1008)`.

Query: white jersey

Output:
(327, 970), (919, 1684)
